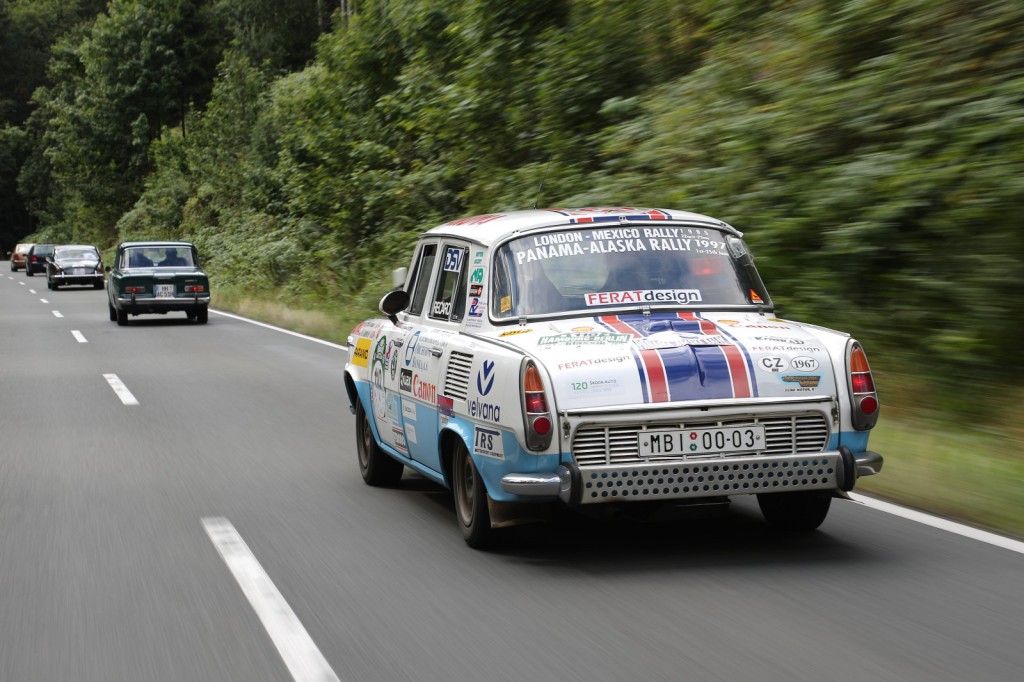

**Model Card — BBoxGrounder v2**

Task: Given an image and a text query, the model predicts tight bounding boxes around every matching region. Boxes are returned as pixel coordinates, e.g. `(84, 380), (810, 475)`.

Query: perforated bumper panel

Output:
(574, 453), (841, 504)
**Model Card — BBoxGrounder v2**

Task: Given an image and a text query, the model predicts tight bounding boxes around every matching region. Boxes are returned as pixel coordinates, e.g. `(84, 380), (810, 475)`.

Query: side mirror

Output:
(379, 289), (410, 325)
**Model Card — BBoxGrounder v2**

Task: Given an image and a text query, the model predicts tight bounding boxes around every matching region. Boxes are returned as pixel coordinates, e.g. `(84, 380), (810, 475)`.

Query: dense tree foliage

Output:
(3, 0), (1024, 404)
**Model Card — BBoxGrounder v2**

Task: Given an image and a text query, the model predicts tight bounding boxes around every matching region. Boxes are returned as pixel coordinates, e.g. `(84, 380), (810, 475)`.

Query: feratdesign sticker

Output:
(585, 289), (702, 306)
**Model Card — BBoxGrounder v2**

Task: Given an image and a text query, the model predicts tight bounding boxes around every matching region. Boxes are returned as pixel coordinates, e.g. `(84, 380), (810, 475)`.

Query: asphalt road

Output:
(2, 273), (1022, 682)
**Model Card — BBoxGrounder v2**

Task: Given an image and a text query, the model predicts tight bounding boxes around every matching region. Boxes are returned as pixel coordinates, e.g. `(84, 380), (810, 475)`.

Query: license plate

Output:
(639, 425), (766, 458)
(154, 284), (175, 298)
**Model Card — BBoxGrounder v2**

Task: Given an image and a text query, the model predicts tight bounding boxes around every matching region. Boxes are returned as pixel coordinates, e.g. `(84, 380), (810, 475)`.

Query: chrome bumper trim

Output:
(120, 295), (211, 305)
(501, 472), (564, 497)
(855, 450), (884, 477)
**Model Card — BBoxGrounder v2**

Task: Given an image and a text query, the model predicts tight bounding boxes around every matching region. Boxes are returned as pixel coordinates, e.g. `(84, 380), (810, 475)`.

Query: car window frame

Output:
(406, 242), (439, 318)
(428, 242), (470, 323)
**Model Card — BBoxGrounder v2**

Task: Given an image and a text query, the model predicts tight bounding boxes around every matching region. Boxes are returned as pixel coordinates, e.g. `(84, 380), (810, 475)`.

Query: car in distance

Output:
(46, 245), (105, 290)
(10, 243), (33, 271)
(24, 243), (55, 276)
(344, 207), (883, 547)
(106, 241), (210, 325)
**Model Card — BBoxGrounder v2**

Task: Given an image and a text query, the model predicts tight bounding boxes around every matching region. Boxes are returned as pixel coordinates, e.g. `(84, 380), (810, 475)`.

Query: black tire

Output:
(94, 281), (104, 290)
(108, 303), (117, 321)
(195, 307), (208, 324)
(356, 400), (403, 486)
(757, 491), (832, 531)
(116, 308), (128, 326)
(453, 440), (498, 548)
(25, 268), (33, 277)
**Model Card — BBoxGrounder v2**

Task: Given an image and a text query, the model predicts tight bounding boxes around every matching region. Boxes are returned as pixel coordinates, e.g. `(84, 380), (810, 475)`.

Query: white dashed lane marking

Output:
(72, 330), (88, 343)
(28, 289), (36, 294)
(103, 374), (139, 406)
(203, 517), (342, 682)
(40, 298), (49, 303)
(52, 310), (63, 318)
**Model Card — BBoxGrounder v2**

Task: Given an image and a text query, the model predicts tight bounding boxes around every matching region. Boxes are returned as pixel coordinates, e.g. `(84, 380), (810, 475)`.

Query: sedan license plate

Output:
(154, 284), (175, 298)
(640, 425), (766, 458)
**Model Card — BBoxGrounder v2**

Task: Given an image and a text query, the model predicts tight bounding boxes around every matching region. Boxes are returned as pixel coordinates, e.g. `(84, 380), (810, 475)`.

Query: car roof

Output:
(118, 241), (195, 248)
(422, 207), (739, 247)
(55, 244), (98, 250)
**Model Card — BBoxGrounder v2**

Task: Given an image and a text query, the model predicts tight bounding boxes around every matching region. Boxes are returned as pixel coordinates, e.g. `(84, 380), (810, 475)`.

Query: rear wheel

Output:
(94, 281), (104, 290)
(453, 441), (498, 548)
(356, 400), (403, 486)
(25, 268), (33, 277)
(195, 307), (208, 324)
(108, 303), (117, 321)
(757, 491), (832, 531)
(116, 308), (128, 326)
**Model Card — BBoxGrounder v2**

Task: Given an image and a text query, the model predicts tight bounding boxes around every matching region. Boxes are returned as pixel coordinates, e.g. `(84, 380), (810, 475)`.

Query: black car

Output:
(46, 245), (105, 290)
(24, 244), (55, 276)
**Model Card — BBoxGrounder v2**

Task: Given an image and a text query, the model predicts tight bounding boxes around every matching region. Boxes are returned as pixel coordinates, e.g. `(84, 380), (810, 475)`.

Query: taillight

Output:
(521, 361), (553, 451)
(125, 286), (144, 294)
(848, 342), (879, 429)
(184, 285), (204, 293)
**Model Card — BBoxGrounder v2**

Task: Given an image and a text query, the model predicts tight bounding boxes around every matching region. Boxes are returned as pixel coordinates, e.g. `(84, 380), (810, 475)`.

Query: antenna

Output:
(533, 156), (554, 209)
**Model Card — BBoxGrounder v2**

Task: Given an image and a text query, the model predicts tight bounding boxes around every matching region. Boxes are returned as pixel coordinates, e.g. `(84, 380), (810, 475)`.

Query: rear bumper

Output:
(53, 272), (104, 285)
(117, 294), (211, 313)
(502, 449), (883, 505)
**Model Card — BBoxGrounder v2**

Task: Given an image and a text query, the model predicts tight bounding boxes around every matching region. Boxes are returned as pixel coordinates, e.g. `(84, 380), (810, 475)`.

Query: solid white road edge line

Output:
(52, 310), (63, 318)
(72, 330), (88, 343)
(849, 493), (1024, 555)
(102, 373), (139, 406)
(210, 309), (346, 350)
(202, 517), (342, 682)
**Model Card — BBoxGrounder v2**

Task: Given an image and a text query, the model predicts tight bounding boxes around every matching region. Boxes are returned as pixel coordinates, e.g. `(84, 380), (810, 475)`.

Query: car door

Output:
(397, 241), (471, 472)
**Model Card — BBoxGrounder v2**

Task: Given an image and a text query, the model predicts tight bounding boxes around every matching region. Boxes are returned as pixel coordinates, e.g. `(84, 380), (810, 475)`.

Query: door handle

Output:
(428, 347), (442, 358)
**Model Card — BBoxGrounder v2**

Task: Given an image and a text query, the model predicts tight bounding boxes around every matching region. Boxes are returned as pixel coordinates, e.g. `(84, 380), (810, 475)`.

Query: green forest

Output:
(3, 1), (1024, 530)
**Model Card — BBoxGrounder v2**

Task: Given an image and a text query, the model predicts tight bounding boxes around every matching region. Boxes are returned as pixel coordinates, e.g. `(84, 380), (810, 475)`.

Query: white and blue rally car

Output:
(344, 207), (882, 547)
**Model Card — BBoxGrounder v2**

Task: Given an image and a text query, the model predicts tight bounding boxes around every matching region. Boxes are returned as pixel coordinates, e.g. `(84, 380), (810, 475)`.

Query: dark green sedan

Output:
(106, 241), (211, 325)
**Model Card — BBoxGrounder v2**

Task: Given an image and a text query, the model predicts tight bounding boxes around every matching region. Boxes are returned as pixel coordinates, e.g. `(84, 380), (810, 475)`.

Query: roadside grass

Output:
(210, 288), (1024, 540)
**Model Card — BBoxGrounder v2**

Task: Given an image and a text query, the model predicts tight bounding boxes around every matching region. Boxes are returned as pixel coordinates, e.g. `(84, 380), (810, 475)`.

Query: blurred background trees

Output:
(2, 0), (1023, 409)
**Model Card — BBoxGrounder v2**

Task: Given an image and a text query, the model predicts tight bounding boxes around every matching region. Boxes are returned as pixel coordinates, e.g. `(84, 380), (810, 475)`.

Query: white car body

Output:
(345, 207), (882, 545)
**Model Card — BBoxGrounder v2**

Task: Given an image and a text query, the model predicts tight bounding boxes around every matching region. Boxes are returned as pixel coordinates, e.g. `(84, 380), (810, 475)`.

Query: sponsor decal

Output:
(742, 324), (792, 329)
(405, 423), (418, 445)
(790, 356), (820, 372)
(402, 399), (416, 421)
(476, 360), (496, 395)
(499, 329), (533, 337)
(557, 356), (631, 370)
(399, 369), (413, 393)
(404, 331), (420, 366)
(468, 298), (484, 317)
(568, 378), (619, 394)
(571, 326), (593, 332)
(385, 340), (398, 380)
(472, 250), (485, 266)
(750, 289), (764, 304)
(412, 374), (437, 403)
(633, 332), (732, 350)
(750, 345), (821, 353)
(370, 337), (388, 420)
(431, 300), (453, 317)
(391, 426), (407, 452)
(473, 426), (504, 459)
(469, 397), (501, 422)
(718, 319), (740, 325)
(500, 296), (511, 313)
(469, 284), (483, 297)
(438, 395), (454, 416)
(465, 316), (483, 330)
(470, 268), (484, 285)
(758, 356), (788, 373)
(781, 375), (821, 388)
(443, 247), (465, 272)
(585, 289), (702, 306)
(352, 337), (372, 367)
(754, 335), (804, 345)
(538, 332), (632, 347)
